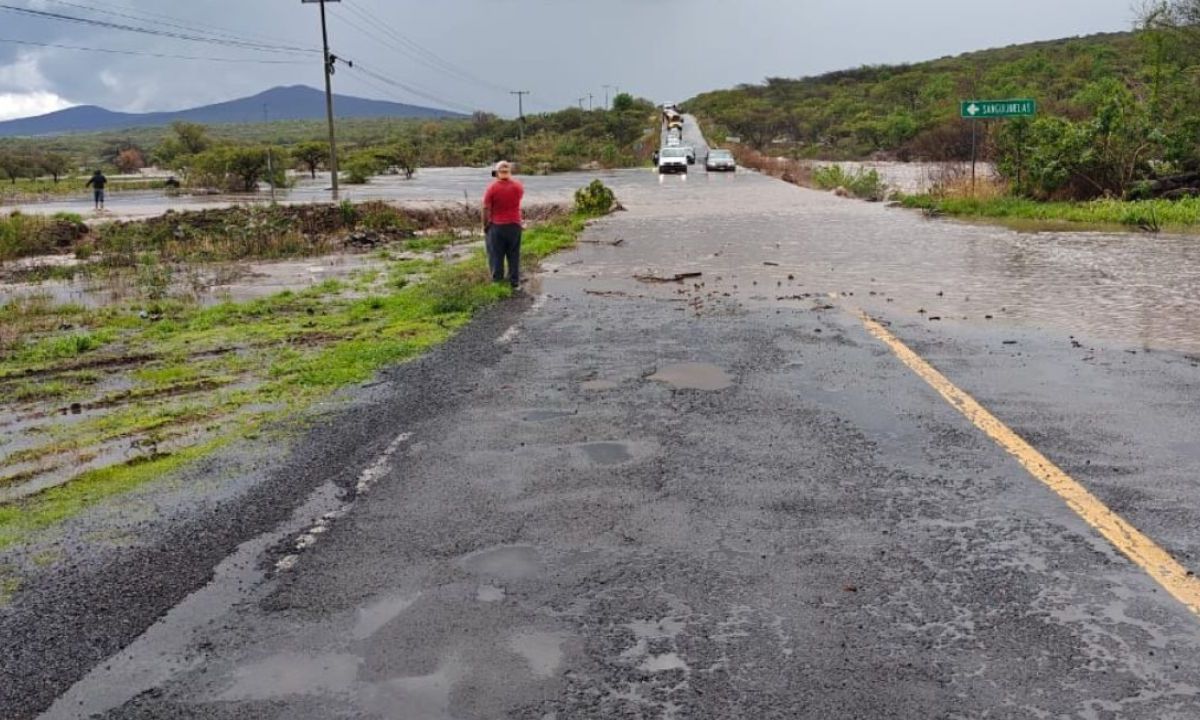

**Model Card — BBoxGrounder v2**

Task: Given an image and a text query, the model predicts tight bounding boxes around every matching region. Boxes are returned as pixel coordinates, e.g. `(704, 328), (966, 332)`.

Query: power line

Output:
(0, 4), (318, 55)
(33, 0), (320, 53)
(0, 37), (310, 64)
(338, 4), (565, 113)
(347, 2), (509, 96)
(345, 60), (476, 115)
(329, 5), (501, 110)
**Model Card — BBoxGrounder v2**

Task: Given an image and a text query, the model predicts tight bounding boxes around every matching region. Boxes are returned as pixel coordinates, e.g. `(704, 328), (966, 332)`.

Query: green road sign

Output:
(960, 99), (1036, 119)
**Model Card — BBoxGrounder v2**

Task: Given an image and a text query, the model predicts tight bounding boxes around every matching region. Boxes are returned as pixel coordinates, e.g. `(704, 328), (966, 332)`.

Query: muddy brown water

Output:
(546, 168), (1200, 355)
(4, 168), (646, 221)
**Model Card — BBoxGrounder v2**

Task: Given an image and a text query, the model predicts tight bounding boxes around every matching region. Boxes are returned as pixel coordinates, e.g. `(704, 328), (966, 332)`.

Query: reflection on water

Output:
(554, 169), (1200, 355)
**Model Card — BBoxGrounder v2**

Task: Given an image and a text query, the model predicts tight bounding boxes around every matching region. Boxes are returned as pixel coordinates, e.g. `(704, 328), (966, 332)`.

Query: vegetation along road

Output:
(3, 114), (1199, 718)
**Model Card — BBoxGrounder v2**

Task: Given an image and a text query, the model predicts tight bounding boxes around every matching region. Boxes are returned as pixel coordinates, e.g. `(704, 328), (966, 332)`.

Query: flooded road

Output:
(9, 117), (1200, 720)
(557, 166), (1200, 354)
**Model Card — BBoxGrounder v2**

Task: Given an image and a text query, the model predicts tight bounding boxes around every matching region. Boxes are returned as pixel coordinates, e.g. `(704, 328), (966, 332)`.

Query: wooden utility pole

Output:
(263, 104), (276, 202)
(303, 0), (341, 200)
(510, 90), (530, 140)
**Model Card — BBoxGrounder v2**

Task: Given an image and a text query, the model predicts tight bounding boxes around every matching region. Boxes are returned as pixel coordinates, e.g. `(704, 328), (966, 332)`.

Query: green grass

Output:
(898, 194), (1200, 228)
(812, 165), (889, 201)
(0, 437), (230, 550)
(0, 211), (591, 549)
(0, 177), (167, 201)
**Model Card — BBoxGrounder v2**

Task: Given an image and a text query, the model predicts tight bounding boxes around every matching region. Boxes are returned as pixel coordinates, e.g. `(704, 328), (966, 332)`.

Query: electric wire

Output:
(335, 3), (563, 113)
(327, 7), (490, 111)
(32, 0), (320, 52)
(0, 4), (318, 55)
(0, 36), (310, 64)
(345, 60), (476, 115)
(347, 1), (509, 95)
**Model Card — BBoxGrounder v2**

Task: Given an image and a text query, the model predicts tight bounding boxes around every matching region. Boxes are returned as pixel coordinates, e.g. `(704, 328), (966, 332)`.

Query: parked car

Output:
(657, 146), (689, 174)
(706, 149), (736, 172)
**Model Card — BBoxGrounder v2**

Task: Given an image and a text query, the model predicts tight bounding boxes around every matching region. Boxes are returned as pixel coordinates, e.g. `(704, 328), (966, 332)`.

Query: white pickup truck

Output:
(655, 146), (690, 174)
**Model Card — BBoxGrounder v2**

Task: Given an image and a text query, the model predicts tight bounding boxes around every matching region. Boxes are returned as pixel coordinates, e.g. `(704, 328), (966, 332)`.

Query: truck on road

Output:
(656, 146), (690, 174)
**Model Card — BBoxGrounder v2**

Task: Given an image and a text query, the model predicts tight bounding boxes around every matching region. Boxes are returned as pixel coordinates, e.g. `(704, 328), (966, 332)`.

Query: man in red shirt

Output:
(482, 160), (525, 289)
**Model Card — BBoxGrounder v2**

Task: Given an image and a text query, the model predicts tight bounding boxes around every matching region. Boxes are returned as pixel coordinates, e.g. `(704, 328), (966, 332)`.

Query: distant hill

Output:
(0, 85), (466, 137)
(683, 31), (1148, 160)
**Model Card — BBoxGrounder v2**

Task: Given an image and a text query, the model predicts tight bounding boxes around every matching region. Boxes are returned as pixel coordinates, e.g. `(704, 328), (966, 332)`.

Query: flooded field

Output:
(3, 168), (649, 221)
(0, 197), (525, 512)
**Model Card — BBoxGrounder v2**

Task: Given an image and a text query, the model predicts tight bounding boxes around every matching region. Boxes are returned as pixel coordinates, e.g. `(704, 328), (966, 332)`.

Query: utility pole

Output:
(303, 0), (341, 200)
(510, 90), (529, 140)
(578, 97), (586, 110)
(587, 93), (594, 111)
(263, 104), (276, 202)
(603, 84), (615, 109)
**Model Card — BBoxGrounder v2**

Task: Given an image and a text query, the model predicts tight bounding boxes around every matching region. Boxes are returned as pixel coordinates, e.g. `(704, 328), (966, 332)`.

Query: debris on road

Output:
(635, 271), (703, 283)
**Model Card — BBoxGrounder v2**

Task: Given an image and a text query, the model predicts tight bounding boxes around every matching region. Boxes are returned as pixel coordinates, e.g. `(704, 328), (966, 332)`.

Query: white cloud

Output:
(0, 91), (73, 121)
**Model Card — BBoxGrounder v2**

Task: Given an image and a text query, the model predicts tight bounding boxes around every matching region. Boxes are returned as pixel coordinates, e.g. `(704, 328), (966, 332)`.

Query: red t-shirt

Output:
(484, 179), (524, 225)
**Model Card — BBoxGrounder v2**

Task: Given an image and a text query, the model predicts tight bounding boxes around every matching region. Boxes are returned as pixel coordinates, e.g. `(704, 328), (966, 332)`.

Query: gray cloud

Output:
(0, 0), (1138, 118)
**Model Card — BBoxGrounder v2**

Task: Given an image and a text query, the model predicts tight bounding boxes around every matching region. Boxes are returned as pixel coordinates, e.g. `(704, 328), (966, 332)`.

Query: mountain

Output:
(0, 85), (466, 137)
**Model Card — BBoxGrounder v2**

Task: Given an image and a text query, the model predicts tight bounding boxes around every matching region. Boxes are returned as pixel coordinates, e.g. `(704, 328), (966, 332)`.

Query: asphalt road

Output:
(8, 116), (1200, 719)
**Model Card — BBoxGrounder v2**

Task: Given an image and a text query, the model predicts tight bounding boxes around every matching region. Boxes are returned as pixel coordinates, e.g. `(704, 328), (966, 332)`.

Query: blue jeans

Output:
(487, 223), (522, 287)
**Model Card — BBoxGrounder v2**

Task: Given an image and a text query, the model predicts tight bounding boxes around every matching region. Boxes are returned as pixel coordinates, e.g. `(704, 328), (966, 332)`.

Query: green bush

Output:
(812, 165), (888, 201)
(343, 150), (386, 184)
(574, 180), (617, 216)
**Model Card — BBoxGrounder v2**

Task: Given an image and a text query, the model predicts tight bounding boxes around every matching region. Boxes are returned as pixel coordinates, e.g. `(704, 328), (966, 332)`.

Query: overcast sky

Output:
(0, 0), (1139, 121)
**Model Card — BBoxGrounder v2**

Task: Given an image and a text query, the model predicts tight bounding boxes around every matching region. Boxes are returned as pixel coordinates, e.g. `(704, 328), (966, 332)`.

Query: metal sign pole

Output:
(970, 119), (977, 195)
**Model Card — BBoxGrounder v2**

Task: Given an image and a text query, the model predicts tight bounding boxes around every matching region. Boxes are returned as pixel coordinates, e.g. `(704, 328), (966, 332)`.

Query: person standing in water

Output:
(482, 161), (524, 289)
(85, 169), (108, 210)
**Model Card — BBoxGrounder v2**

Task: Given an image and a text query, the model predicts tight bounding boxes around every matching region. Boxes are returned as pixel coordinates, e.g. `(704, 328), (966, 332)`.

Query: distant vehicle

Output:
(657, 146), (689, 174)
(682, 146), (696, 164)
(706, 149), (736, 172)
(666, 135), (681, 147)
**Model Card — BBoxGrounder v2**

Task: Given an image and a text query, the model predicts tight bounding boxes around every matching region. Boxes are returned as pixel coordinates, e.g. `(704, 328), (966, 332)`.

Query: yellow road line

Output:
(858, 311), (1200, 617)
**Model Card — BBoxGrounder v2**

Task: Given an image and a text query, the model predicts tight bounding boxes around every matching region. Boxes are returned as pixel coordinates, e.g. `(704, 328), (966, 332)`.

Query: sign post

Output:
(960, 98), (1037, 194)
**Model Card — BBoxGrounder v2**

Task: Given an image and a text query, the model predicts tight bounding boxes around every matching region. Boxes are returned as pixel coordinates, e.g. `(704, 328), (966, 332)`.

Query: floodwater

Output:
(548, 166), (1200, 356)
(4, 168), (650, 221)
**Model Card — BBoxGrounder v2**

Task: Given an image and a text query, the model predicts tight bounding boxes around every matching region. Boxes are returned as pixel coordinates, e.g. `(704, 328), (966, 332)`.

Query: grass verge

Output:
(898, 194), (1200, 229)
(0, 211), (591, 550)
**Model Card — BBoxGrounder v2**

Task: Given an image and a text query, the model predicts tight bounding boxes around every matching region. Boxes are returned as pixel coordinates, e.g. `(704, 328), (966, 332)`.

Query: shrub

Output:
(343, 150), (386, 184)
(812, 165), (889, 201)
(574, 180), (617, 216)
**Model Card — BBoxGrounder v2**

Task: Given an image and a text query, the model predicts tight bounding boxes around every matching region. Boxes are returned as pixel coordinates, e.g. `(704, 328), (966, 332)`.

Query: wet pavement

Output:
(7, 117), (1200, 718)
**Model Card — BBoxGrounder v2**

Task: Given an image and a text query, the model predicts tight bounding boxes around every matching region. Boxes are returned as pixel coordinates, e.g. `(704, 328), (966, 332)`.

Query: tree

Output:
(0, 150), (29, 184)
(612, 93), (635, 112)
(343, 149), (386, 184)
(293, 141), (329, 179)
(188, 146), (275, 192)
(38, 152), (72, 182)
(154, 121), (211, 168)
(115, 148), (145, 174)
(375, 142), (417, 179)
